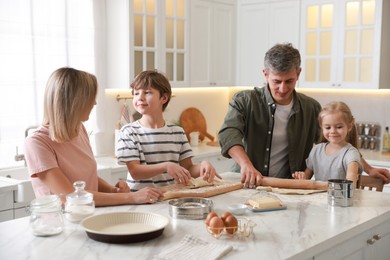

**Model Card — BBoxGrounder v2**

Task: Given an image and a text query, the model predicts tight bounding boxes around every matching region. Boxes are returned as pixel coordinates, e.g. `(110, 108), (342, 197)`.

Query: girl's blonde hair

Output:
(318, 101), (358, 147)
(43, 67), (98, 142)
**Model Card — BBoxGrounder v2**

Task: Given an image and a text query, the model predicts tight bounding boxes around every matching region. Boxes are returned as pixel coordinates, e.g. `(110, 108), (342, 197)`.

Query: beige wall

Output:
(99, 87), (390, 156)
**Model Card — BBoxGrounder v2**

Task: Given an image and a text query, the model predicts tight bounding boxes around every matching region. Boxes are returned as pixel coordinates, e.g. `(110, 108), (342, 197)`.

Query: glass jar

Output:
(65, 181), (95, 222)
(28, 195), (64, 236)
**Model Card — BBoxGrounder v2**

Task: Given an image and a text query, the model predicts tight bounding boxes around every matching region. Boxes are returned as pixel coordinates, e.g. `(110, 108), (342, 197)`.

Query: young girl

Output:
(116, 70), (220, 191)
(292, 101), (362, 186)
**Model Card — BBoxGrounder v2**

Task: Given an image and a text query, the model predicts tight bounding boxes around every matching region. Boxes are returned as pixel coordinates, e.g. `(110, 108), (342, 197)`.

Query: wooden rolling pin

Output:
(258, 177), (328, 191)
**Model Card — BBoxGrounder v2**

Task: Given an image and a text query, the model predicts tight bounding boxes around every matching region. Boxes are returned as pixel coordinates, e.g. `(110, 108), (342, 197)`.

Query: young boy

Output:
(116, 70), (220, 193)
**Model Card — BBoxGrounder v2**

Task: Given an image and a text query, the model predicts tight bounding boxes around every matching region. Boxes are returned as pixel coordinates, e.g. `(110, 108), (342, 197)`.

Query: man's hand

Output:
(240, 163), (263, 188)
(366, 167), (390, 184)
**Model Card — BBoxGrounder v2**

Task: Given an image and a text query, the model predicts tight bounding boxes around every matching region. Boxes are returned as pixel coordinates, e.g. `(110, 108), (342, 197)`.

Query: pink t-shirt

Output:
(24, 124), (98, 198)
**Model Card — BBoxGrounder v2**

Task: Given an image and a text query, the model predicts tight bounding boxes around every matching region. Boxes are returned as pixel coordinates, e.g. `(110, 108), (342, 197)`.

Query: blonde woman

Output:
(24, 67), (163, 206)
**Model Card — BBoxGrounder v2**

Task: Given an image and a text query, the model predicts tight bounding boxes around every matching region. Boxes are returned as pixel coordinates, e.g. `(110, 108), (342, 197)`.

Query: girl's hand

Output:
(132, 187), (164, 204)
(114, 179), (130, 193)
(166, 162), (191, 185)
(199, 161), (221, 182)
(292, 171), (306, 179)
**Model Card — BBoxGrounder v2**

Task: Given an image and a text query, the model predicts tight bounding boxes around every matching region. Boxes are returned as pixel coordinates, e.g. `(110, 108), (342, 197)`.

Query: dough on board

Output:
(188, 177), (223, 189)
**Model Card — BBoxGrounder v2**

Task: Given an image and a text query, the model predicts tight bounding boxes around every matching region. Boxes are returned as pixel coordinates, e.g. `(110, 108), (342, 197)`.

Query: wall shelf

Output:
(116, 94), (176, 102)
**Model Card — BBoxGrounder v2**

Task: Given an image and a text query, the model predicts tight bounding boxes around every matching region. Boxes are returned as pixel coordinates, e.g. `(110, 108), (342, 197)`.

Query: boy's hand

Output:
(166, 162), (191, 185)
(199, 161), (221, 183)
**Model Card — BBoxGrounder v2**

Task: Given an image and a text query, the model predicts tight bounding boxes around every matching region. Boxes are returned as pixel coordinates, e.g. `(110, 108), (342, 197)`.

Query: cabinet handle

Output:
(373, 234), (381, 240)
(367, 238), (376, 245)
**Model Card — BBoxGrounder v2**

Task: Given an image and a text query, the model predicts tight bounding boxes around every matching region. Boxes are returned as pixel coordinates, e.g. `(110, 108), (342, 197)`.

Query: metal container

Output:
(327, 179), (353, 207)
(169, 197), (214, 220)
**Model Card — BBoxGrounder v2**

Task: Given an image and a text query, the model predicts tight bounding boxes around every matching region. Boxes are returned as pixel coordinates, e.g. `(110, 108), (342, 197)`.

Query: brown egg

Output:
(205, 212), (218, 225)
(208, 216), (224, 235)
(221, 211), (232, 223)
(224, 215), (238, 235)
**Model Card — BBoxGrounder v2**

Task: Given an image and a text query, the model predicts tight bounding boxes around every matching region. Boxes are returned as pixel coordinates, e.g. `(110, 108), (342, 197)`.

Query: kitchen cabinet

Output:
(236, 0), (301, 86)
(193, 152), (234, 173)
(314, 220), (390, 260)
(0, 189), (14, 222)
(106, 0), (189, 88)
(0, 210), (13, 222)
(110, 167), (128, 185)
(190, 0), (236, 86)
(299, 0), (390, 89)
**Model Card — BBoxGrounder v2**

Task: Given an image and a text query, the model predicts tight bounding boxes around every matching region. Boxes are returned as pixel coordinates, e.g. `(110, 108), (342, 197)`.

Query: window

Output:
(0, 0), (97, 168)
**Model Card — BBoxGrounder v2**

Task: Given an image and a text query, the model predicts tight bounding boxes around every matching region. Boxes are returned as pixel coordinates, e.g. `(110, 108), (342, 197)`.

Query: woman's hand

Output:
(292, 171), (306, 179)
(113, 179), (130, 193)
(199, 161), (221, 182)
(131, 187), (164, 204)
(165, 162), (191, 185)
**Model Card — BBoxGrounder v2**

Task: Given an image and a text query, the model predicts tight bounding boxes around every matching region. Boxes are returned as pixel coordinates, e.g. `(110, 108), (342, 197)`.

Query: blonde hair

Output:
(43, 67), (98, 142)
(130, 70), (172, 111)
(318, 101), (358, 147)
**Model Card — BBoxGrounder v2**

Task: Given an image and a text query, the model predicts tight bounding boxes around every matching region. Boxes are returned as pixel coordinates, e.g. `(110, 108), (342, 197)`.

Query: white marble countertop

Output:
(360, 150), (390, 167)
(1, 172), (390, 260)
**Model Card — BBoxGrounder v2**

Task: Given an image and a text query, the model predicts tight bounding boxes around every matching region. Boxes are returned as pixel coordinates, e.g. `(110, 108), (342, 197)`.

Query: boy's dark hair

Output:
(130, 70), (172, 111)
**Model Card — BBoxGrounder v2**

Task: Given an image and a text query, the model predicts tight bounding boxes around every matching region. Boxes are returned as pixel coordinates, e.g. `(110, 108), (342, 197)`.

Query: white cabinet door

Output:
(0, 210), (13, 222)
(299, 0), (390, 89)
(106, 0), (189, 88)
(368, 221), (390, 259)
(314, 228), (371, 260)
(314, 219), (390, 260)
(190, 0), (236, 86)
(237, 0), (300, 86)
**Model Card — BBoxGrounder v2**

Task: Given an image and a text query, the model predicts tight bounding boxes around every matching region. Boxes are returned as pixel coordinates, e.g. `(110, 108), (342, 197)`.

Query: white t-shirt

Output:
(116, 121), (193, 191)
(269, 101), (293, 178)
(306, 142), (363, 181)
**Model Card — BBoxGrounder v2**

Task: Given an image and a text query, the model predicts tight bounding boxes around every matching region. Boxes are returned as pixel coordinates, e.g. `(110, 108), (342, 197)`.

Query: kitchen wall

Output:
(299, 88), (390, 130)
(96, 87), (232, 156)
(94, 87), (390, 157)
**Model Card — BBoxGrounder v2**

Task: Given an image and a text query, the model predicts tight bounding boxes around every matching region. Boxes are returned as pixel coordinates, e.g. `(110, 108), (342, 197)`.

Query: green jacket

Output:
(218, 86), (321, 178)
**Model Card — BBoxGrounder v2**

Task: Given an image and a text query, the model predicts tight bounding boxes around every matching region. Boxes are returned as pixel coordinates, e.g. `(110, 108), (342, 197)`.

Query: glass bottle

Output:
(65, 181), (95, 222)
(383, 127), (390, 153)
(369, 137), (376, 151)
(28, 195), (64, 236)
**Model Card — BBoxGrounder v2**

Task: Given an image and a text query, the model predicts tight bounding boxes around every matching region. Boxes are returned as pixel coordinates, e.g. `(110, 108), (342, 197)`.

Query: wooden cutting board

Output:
(180, 107), (214, 141)
(160, 181), (243, 200)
